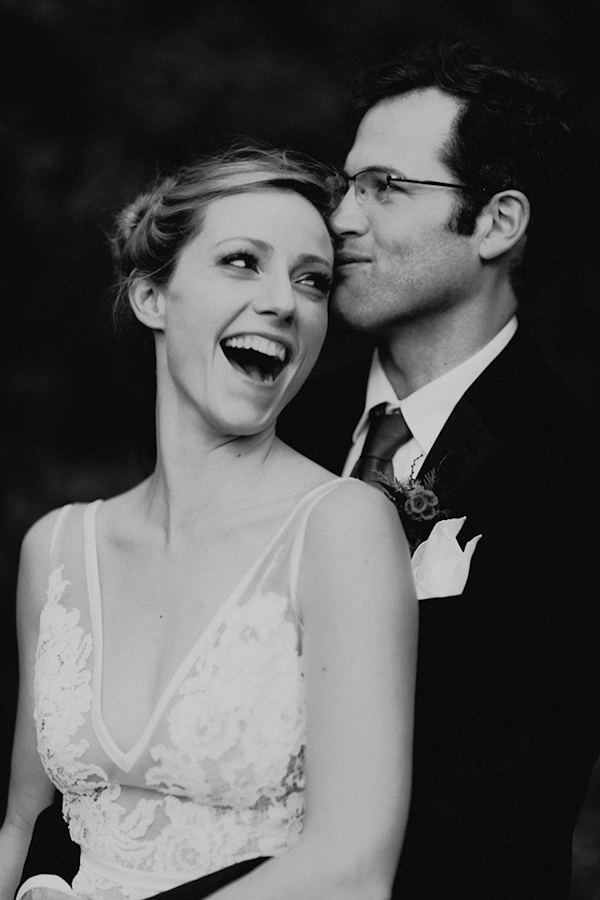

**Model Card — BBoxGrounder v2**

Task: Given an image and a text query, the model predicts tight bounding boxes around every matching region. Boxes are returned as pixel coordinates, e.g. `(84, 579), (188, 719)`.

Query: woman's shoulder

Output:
(302, 476), (405, 548)
(20, 495), (104, 574)
(308, 476), (398, 514)
(21, 504), (76, 560)
(17, 504), (80, 619)
(276, 441), (395, 508)
(295, 477), (413, 623)
(275, 442), (393, 514)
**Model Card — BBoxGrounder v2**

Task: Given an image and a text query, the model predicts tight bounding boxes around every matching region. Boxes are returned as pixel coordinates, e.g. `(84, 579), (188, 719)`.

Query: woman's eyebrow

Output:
(296, 253), (333, 269)
(214, 237), (273, 254)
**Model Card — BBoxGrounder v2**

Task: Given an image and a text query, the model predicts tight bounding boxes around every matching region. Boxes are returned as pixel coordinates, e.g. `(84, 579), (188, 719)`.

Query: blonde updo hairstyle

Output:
(110, 145), (336, 340)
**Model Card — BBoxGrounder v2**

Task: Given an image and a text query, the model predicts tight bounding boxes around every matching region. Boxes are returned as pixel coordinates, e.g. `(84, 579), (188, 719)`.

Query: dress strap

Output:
(49, 504), (74, 568)
(288, 478), (358, 619)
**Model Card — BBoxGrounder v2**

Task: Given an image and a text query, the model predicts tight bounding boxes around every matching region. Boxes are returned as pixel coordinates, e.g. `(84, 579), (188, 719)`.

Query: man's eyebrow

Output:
(342, 165), (408, 178)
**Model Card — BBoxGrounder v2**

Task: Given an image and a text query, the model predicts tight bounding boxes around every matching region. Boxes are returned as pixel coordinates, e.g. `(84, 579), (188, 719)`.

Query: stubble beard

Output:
(331, 271), (448, 338)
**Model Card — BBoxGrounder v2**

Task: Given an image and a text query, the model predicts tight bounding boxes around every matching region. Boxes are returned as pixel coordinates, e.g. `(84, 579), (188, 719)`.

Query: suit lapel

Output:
(419, 397), (498, 498)
(417, 324), (552, 508)
(416, 326), (538, 496)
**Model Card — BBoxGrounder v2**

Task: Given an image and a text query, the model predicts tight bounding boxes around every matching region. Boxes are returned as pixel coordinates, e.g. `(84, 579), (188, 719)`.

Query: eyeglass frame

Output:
(338, 167), (480, 203)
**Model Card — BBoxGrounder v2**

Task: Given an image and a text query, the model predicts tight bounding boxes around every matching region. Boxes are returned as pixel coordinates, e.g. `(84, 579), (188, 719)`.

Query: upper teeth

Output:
(223, 335), (287, 361)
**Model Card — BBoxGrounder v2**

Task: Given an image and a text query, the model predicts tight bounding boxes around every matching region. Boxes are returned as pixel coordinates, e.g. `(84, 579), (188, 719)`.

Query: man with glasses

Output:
(279, 41), (600, 900)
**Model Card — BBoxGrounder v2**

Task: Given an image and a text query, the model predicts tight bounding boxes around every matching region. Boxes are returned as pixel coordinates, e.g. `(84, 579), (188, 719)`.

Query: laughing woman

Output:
(0, 148), (417, 900)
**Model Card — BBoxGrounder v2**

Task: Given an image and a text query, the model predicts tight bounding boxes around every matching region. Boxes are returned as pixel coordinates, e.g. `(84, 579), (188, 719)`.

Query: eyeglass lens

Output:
(354, 171), (390, 202)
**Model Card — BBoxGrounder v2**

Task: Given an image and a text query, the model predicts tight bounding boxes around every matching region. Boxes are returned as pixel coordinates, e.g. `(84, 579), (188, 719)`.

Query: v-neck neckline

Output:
(83, 481), (339, 772)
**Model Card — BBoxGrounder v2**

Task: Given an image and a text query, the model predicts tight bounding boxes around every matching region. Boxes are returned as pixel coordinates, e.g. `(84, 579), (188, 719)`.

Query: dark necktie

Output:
(351, 402), (412, 486)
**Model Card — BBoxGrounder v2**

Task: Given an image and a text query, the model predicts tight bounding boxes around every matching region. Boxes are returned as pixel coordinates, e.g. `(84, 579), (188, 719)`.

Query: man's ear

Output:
(129, 278), (166, 331)
(477, 190), (530, 261)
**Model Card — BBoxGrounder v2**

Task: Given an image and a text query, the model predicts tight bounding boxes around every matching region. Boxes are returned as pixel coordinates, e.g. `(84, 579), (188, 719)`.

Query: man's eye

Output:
(373, 175), (389, 195)
(221, 251), (260, 271)
(356, 172), (389, 198)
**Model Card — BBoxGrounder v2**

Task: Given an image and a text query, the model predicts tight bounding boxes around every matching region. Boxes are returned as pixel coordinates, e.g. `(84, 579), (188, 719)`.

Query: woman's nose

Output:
(252, 275), (296, 323)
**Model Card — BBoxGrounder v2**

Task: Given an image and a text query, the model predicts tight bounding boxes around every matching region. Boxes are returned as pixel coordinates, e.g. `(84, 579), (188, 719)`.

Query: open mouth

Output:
(221, 335), (290, 384)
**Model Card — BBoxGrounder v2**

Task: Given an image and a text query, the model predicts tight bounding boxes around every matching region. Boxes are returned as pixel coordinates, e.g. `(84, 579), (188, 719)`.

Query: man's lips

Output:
(336, 252), (372, 267)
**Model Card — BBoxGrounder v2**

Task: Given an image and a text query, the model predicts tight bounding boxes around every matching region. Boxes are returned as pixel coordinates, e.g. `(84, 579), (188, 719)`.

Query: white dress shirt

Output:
(342, 317), (518, 482)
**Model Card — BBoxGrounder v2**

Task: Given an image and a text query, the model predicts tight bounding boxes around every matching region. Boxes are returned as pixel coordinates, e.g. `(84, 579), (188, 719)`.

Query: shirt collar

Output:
(353, 317), (518, 457)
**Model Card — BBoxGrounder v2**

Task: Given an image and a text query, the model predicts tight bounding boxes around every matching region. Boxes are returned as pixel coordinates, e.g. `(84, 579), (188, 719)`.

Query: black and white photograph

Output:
(1, 2), (599, 899)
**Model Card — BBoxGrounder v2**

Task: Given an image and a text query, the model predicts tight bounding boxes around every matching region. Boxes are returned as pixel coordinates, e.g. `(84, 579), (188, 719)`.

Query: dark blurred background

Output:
(1, 0), (599, 818)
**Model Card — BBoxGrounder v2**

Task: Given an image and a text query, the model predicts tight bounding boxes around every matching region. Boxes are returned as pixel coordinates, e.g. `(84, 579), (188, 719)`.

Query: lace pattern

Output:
(35, 567), (107, 792)
(32, 488), (334, 900)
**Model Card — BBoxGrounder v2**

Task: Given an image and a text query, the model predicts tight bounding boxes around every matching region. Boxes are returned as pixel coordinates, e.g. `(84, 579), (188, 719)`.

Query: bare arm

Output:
(208, 480), (418, 900)
(0, 516), (61, 899)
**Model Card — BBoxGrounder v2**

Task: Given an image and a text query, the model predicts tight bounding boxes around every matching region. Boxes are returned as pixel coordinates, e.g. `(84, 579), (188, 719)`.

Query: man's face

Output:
(331, 88), (482, 336)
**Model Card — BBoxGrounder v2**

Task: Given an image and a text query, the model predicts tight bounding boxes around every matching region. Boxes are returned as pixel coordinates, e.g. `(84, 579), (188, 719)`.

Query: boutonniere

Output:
(374, 463), (482, 599)
(373, 463), (450, 554)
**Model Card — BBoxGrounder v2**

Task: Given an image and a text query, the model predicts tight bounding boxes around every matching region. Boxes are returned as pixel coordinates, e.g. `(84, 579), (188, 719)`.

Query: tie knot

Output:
(351, 404), (412, 485)
(362, 405), (411, 460)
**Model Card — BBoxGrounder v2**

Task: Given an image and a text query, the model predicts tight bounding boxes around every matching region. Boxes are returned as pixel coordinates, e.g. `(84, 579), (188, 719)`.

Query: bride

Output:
(0, 147), (417, 900)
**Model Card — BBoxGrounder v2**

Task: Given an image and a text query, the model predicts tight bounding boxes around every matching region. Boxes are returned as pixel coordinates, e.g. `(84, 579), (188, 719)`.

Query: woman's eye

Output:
(221, 251), (260, 272)
(297, 272), (332, 297)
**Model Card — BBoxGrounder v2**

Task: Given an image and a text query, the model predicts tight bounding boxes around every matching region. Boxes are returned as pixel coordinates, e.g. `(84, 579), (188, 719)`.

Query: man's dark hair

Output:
(352, 43), (589, 294)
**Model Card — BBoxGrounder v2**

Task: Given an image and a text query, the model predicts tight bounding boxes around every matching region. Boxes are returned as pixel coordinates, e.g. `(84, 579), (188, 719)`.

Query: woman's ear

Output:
(477, 190), (530, 261)
(129, 278), (166, 331)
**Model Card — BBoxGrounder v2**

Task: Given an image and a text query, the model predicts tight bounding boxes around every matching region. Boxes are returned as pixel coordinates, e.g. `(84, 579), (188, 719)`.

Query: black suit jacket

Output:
(278, 324), (600, 899)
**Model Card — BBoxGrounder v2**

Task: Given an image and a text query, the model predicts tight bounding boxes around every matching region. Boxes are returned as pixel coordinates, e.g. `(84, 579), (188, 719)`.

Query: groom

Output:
(279, 41), (600, 900)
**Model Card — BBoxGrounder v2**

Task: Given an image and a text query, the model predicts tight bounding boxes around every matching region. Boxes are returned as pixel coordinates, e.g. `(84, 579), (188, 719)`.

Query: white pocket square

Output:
(411, 517), (481, 599)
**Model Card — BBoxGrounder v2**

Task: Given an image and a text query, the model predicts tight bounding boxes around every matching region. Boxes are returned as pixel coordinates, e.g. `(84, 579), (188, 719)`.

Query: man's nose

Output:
(330, 187), (369, 237)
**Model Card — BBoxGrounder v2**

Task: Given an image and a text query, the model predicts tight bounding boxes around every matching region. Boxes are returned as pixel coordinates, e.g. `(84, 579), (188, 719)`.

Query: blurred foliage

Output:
(1, 0), (599, 812)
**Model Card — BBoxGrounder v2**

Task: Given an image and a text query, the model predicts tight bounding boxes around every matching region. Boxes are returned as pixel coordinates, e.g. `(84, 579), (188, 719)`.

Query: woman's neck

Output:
(143, 412), (280, 542)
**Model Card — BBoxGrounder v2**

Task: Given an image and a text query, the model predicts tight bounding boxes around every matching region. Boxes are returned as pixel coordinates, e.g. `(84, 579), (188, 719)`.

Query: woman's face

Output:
(155, 189), (333, 437)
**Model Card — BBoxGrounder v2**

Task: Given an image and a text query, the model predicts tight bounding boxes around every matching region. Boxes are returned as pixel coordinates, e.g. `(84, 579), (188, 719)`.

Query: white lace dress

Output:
(34, 481), (344, 900)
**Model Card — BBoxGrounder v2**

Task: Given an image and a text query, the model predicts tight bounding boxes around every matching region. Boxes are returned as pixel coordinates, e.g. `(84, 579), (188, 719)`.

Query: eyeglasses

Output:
(340, 168), (477, 204)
